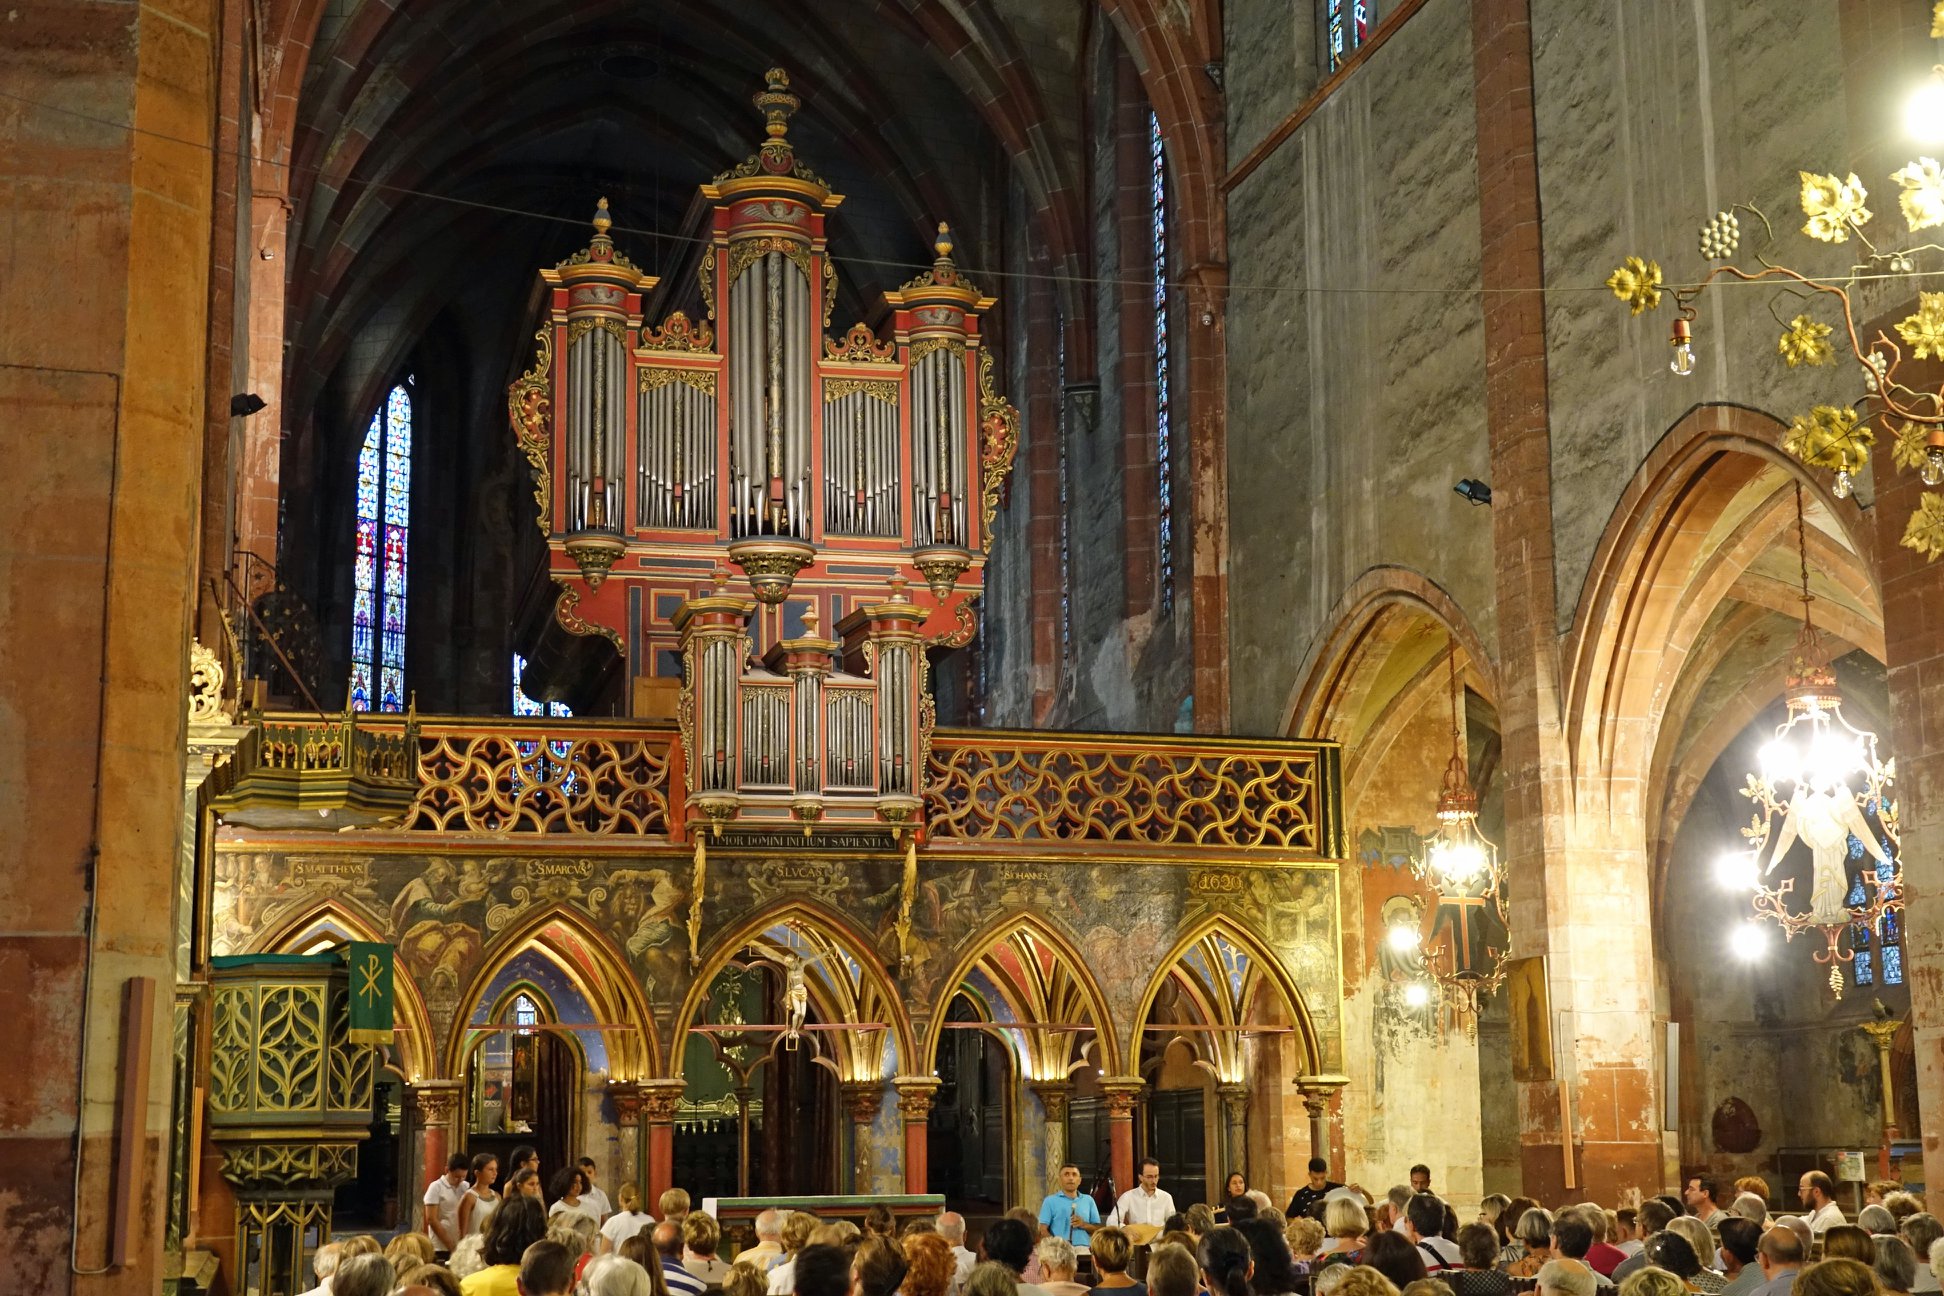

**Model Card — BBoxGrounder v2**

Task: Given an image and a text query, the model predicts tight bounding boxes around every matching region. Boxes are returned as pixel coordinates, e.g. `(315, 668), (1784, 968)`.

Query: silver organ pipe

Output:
(824, 686), (874, 791)
(910, 347), (967, 547)
(638, 378), (718, 529)
(823, 390), (899, 535)
(740, 685), (791, 787)
(729, 252), (812, 538)
(566, 328), (626, 533)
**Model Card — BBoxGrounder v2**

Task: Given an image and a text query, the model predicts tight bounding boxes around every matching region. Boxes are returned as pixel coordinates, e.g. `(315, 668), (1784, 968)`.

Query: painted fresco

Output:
(211, 844), (1342, 1080)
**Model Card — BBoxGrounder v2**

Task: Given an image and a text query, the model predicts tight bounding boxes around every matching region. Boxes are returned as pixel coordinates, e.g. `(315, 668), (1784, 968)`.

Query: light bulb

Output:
(1669, 343), (1697, 377)
(1924, 445), (1944, 486)
(1730, 923), (1769, 962)
(1758, 737), (1800, 786)
(1387, 924), (1421, 952)
(1715, 852), (1759, 891)
(1908, 70), (1944, 144)
(1833, 469), (1854, 499)
(1403, 982), (1432, 1008)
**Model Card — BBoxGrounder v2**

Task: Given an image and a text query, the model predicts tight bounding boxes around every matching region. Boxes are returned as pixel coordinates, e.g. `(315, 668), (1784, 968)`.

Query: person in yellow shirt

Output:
(461, 1195), (549, 1296)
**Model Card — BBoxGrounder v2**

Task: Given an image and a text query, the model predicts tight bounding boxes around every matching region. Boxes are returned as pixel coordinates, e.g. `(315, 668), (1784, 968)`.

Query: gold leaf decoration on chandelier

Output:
(1902, 492), (1944, 560)
(1605, 256), (1663, 314)
(1799, 171), (1872, 242)
(1893, 157), (1944, 231)
(1893, 421), (1932, 472)
(1898, 291), (1944, 358)
(1933, 0), (1944, 39)
(1777, 314), (1834, 368)
(1783, 405), (1872, 475)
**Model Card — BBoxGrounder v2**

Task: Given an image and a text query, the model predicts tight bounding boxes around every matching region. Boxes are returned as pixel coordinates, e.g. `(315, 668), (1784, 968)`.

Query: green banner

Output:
(346, 942), (395, 1046)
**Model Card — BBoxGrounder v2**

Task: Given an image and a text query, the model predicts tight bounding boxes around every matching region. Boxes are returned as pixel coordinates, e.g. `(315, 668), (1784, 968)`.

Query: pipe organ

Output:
(509, 68), (1018, 835)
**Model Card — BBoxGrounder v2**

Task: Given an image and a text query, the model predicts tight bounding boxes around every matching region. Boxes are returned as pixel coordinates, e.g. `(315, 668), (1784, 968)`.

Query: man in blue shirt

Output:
(1039, 1163), (1101, 1248)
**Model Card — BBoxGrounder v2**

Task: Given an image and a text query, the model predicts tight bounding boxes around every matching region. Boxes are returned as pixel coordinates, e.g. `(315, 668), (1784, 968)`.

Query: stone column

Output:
(608, 1082), (643, 1198)
(1215, 1083), (1249, 1185)
(1030, 1080), (1073, 1191)
(642, 1080), (686, 1210)
(1295, 1076), (1349, 1173)
(894, 1076), (941, 1194)
(410, 1081), (463, 1198)
(840, 1081), (885, 1194)
(1099, 1077), (1145, 1199)
(1470, 0), (1662, 1202)
(3, 0), (219, 1282)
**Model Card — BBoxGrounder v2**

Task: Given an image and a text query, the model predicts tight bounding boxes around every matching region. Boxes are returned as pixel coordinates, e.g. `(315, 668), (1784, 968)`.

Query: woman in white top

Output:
(460, 1153), (502, 1239)
(599, 1183), (656, 1254)
(548, 1166), (592, 1217)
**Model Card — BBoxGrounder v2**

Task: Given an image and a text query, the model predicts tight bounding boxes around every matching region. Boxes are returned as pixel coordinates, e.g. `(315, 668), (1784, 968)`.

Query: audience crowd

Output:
(295, 1147), (1943, 1296)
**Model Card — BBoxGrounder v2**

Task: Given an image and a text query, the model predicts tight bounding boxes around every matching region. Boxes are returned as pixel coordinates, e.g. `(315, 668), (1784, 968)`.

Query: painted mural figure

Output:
(1763, 786), (1888, 923)
(392, 859), (488, 991)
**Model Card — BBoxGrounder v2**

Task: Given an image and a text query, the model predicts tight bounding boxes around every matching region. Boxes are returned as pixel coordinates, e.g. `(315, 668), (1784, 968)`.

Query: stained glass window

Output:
(513, 992), (537, 1036)
(1844, 833), (1903, 987)
(512, 653), (574, 718)
(1324, 0), (1378, 73)
(1150, 111), (1175, 616)
(348, 382), (412, 711)
(1057, 313), (1072, 661)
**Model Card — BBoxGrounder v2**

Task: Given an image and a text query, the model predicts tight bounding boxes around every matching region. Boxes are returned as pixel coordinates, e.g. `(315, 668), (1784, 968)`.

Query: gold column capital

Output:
(839, 1080), (884, 1125)
(409, 1079), (463, 1127)
(641, 1079), (687, 1125)
(893, 1075), (940, 1122)
(1098, 1075), (1144, 1118)
(608, 1080), (643, 1128)
(1294, 1073), (1349, 1117)
(1029, 1079), (1074, 1122)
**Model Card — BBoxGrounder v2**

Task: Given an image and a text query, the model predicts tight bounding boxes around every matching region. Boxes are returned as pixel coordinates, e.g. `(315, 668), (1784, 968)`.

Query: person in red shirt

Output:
(1580, 1206), (1629, 1279)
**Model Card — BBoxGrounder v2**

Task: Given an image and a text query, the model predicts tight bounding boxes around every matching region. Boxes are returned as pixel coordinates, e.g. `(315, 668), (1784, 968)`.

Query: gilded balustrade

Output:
(220, 714), (1340, 856)
(923, 730), (1343, 856)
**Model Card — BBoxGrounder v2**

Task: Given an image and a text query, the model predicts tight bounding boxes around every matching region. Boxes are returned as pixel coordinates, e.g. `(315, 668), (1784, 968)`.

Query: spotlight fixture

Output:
(230, 393), (267, 417)
(1453, 478), (1492, 506)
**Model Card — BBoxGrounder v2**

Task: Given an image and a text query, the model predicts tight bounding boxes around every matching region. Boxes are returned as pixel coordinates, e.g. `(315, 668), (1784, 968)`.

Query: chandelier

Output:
(1397, 639), (1509, 1019)
(1723, 485), (1901, 999)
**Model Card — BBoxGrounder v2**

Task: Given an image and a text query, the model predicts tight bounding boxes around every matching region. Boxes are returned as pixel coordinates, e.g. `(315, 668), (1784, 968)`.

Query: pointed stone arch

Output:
(919, 912), (1118, 1082)
(253, 898), (437, 1082)
(1127, 916), (1322, 1078)
(672, 901), (915, 1083)
(443, 905), (657, 1083)
(1564, 405), (1881, 810)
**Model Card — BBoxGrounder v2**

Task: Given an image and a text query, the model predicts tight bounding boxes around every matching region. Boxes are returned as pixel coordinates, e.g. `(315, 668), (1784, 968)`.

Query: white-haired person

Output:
(299, 1241), (343, 1296)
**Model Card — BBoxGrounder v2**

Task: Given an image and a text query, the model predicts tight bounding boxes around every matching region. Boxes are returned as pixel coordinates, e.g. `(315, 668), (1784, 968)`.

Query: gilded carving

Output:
(188, 639), (232, 723)
(411, 732), (671, 835)
(976, 349), (1020, 553)
(924, 735), (1325, 851)
(824, 323), (898, 364)
(567, 317), (629, 348)
(727, 237), (813, 289)
(823, 377), (899, 404)
(641, 311), (716, 353)
(507, 327), (554, 534)
(640, 367), (718, 398)
(907, 337), (966, 366)
(554, 579), (625, 652)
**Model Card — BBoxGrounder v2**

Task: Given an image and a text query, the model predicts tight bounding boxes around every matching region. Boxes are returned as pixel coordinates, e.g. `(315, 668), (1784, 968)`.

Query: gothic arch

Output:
(1564, 405), (1881, 808)
(1126, 917), (1323, 1078)
(1285, 566), (1497, 741)
(919, 912), (1118, 1082)
(672, 901), (916, 1082)
(443, 905), (657, 1083)
(253, 899), (437, 1082)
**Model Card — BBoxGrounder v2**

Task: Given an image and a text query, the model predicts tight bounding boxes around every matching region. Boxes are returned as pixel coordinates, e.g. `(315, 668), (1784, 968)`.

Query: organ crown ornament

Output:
(510, 69), (1019, 838)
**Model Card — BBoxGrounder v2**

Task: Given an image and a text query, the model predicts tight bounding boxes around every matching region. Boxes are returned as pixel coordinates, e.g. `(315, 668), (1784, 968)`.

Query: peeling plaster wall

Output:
(1224, 0), (1493, 736)
(1338, 702), (1488, 1202)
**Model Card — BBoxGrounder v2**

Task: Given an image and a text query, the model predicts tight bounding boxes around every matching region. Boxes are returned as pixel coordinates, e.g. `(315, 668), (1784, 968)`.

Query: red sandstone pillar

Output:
(643, 1081), (685, 1209)
(411, 1082), (461, 1199)
(1100, 1078), (1144, 1198)
(894, 1076), (940, 1193)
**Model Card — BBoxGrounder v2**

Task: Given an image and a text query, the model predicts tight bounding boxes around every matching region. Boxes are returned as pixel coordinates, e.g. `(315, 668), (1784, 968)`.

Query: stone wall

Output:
(1224, 0), (1493, 736)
